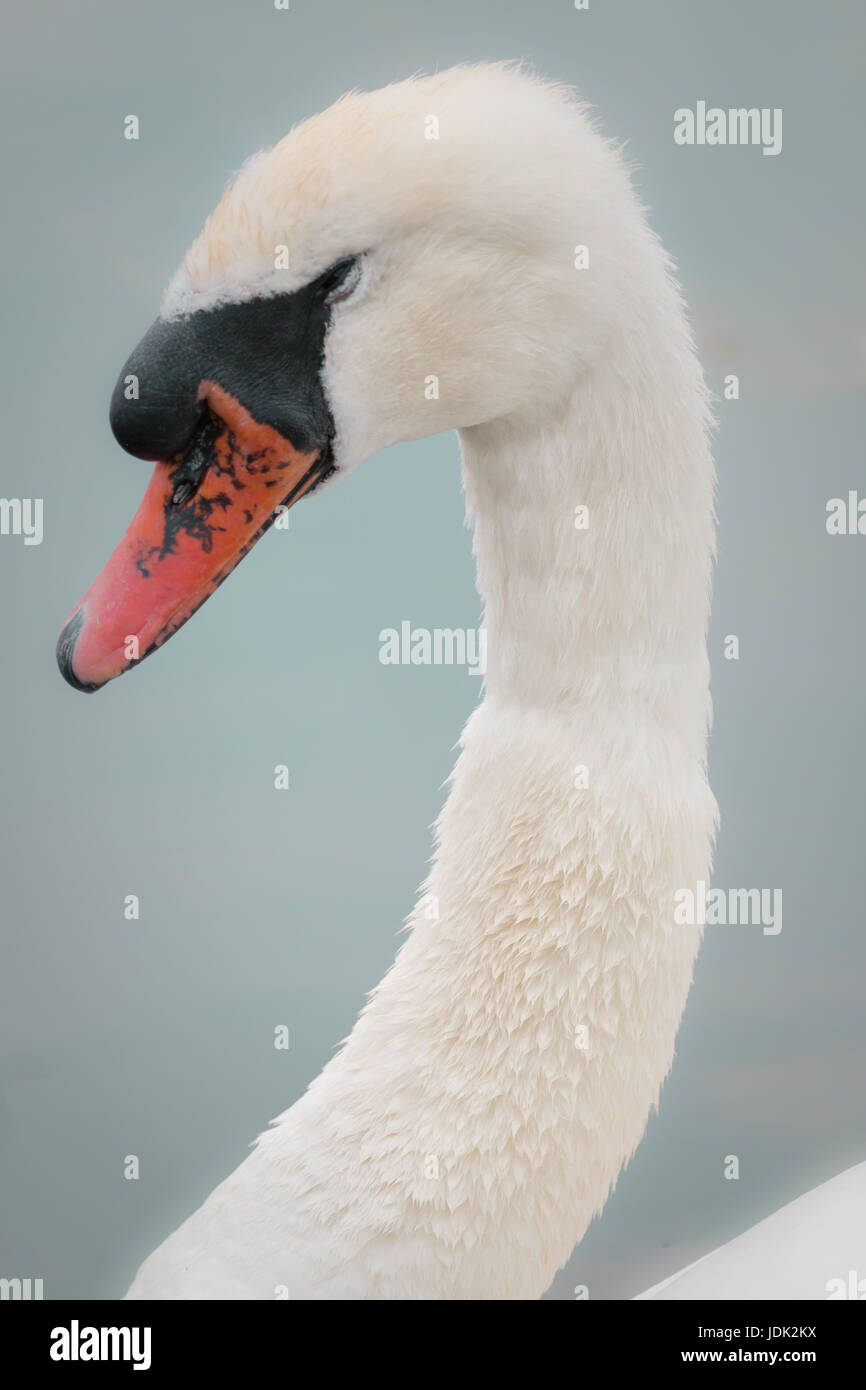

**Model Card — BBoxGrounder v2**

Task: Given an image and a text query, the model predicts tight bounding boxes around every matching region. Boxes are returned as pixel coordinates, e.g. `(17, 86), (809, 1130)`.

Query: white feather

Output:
(127, 63), (717, 1301)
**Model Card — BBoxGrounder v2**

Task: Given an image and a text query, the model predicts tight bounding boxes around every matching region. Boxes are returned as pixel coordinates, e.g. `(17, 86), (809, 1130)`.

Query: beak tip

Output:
(56, 609), (103, 694)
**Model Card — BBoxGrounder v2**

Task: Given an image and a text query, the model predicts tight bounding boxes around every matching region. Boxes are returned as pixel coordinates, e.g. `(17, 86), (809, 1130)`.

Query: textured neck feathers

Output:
(126, 164), (719, 1303)
(461, 274), (715, 754)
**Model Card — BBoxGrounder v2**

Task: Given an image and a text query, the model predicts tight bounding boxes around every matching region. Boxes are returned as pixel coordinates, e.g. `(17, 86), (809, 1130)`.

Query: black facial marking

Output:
(134, 543), (152, 579)
(109, 257), (361, 465)
(160, 491), (221, 560)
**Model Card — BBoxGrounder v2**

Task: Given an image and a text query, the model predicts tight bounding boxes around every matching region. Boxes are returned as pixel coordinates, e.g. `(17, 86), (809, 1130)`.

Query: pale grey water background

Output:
(1, 0), (863, 1299)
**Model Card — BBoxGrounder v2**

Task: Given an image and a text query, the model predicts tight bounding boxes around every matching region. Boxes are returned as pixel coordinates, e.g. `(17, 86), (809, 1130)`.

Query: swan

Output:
(636, 1163), (866, 1300)
(57, 63), (717, 1300)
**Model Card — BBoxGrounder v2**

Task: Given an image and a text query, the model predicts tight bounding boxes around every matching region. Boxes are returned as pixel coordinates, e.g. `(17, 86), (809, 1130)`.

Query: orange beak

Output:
(56, 381), (326, 691)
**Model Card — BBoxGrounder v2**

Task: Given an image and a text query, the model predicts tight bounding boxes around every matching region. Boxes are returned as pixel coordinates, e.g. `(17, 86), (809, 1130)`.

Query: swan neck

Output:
(459, 347), (714, 736)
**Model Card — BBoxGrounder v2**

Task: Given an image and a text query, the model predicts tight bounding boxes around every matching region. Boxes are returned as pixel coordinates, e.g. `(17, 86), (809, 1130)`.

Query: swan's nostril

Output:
(169, 408), (222, 506)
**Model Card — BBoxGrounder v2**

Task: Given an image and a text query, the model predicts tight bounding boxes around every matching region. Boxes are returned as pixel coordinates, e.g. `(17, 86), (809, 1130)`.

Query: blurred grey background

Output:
(1, 0), (864, 1300)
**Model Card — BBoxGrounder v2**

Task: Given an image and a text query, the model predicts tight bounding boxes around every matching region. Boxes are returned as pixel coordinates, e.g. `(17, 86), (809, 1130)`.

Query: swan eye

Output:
(318, 256), (362, 306)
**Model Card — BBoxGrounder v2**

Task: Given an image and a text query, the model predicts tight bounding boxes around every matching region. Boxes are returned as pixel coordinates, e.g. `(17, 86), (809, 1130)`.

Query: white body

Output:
(637, 1163), (866, 1300)
(126, 65), (717, 1299)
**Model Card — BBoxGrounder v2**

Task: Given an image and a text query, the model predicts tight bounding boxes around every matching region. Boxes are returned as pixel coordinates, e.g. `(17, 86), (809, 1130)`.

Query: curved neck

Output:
(460, 300), (715, 753)
(250, 280), (719, 1302)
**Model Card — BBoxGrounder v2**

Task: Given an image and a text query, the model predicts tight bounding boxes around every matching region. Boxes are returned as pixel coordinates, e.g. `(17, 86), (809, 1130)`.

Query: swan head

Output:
(57, 62), (631, 692)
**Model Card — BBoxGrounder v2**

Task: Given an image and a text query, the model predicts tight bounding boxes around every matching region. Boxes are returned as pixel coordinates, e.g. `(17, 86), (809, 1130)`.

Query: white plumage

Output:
(637, 1163), (866, 1300)
(126, 63), (718, 1300)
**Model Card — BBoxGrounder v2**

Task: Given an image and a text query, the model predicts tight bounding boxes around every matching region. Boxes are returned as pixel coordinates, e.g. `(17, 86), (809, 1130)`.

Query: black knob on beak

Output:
(109, 317), (204, 461)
